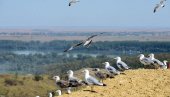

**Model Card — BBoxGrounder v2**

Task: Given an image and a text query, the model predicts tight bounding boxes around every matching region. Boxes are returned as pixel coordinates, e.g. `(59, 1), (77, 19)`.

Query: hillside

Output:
(0, 69), (170, 97)
(60, 69), (170, 97)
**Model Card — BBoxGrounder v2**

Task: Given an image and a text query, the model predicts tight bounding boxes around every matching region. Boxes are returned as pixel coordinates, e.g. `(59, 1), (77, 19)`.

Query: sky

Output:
(0, 0), (169, 28)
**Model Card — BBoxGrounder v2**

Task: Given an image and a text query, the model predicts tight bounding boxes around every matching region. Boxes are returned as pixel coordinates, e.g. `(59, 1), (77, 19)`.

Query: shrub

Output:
(33, 75), (43, 81)
(4, 79), (24, 86)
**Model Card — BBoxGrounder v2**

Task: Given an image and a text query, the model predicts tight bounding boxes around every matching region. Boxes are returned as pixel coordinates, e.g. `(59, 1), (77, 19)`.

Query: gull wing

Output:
(87, 76), (103, 86)
(86, 33), (104, 41)
(64, 42), (83, 52)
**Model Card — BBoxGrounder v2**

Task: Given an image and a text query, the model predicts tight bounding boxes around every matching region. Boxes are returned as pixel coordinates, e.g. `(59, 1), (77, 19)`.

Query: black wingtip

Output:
(103, 83), (107, 86)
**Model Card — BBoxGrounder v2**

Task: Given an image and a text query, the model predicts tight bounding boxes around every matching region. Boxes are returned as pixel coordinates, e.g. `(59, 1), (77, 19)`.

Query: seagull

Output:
(64, 33), (104, 52)
(67, 70), (84, 87)
(56, 90), (62, 96)
(103, 62), (120, 75)
(69, 0), (80, 6)
(92, 68), (110, 83)
(148, 53), (164, 69)
(114, 57), (130, 71)
(153, 0), (166, 13)
(82, 69), (106, 92)
(138, 54), (155, 68)
(53, 76), (71, 92)
(161, 60), (168, 69)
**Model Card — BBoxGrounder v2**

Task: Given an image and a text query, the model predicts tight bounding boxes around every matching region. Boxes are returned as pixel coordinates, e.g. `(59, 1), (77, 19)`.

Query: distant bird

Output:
(148, 53), (164, 69)
(103, 62), (120, 75)
(69, 0), (80, 6)
(161, 60), (168, 69)
(153, 0), (166, 13)
(138, 54), (155, 68)
(64, 33), (104, 52)
(114, 57), (130, 71)
(82, 69), (106, 92)
(92, 68), (110, 83)
(56, 90), (62, 96)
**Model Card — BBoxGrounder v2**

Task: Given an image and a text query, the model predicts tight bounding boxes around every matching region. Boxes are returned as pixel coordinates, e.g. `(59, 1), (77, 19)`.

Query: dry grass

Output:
(0, 69), (170, 97)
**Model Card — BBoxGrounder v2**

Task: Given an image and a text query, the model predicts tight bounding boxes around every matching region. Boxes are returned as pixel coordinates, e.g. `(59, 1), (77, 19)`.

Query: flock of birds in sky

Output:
(69, 0), (167, 13)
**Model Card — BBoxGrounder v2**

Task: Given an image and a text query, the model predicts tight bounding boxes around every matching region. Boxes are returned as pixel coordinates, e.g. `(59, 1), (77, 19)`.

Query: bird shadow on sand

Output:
(83, 90), (98, 93)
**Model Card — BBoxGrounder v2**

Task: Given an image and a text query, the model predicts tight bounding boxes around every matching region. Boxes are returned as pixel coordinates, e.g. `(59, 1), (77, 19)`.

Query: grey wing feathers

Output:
(119, 61), (129, 69)
(87, 76), (102, 85)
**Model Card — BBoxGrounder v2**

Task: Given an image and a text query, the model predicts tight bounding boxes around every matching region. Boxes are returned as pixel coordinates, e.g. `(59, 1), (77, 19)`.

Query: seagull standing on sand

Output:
(103, 62), (120, 75)
(92, 68), (110, 83)
(148, 53), (164, 68)
(69, 0), (80, 6)
(53, 76), (71, 94)
(138, 54), (154, 68)
(67, 70), (84, 87)
(153, 0), (166, 13)
(82, 69), (106, 92)
(64, 33), (104, 52)
(67, 70), (81, 82)
(114, 57), (130, 71)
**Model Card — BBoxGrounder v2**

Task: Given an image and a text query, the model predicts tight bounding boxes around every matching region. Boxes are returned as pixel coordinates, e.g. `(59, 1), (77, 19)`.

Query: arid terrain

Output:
(60, 69), (170, 97)
(0, 69), (170, 97)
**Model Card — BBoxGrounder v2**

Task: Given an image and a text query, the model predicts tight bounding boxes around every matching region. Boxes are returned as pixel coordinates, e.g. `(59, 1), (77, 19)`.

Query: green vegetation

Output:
(0, 40), (170, 74)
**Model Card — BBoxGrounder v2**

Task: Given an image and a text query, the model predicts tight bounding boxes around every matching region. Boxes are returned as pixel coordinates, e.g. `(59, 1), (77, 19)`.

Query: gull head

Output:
(82, 69), (89, 74)
(67, 70), (73, 75)
(114, 56), (121, 61)
(53, 76), (60, 81)
(149, 53), (154, 58)
(163, 60), (168, 64)
(138, 54), (144, 58)
(102, 62), (110, 67)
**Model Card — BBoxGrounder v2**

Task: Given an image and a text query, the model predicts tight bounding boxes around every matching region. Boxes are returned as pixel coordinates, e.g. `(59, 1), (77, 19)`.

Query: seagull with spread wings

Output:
(64, 33), (104, 52)
(69, 0), (80, 6)
(153, 0), (166, 13)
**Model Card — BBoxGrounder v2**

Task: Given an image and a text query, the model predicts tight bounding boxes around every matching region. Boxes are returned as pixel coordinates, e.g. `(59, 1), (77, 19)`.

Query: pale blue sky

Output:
(0, 0), (169, 28)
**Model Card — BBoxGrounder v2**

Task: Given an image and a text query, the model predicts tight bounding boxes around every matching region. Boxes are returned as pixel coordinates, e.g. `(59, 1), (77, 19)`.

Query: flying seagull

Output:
(138, 54), (155, 68)
(114, 57), (130, 71)
(148, 53), (164, 69)
(103, 62), (120, 75)
(64, 33), (104, 52)
(82, 69), (106, 92)
(69, 0), (80, 6)
(153, 0), (166, 13)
